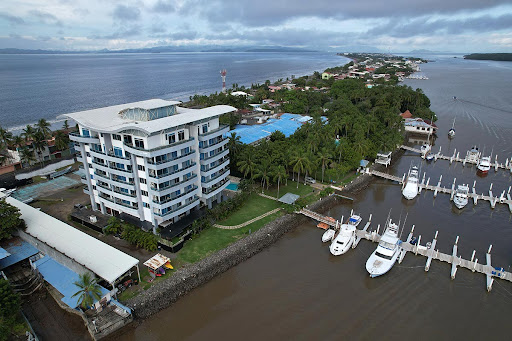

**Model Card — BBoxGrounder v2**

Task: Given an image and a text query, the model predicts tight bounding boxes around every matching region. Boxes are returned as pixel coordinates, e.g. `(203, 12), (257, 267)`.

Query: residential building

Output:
(65, 99), (235, 233)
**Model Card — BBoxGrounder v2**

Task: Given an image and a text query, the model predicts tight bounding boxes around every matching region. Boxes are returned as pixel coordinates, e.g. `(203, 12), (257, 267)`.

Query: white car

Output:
(305, 176), (316, 184)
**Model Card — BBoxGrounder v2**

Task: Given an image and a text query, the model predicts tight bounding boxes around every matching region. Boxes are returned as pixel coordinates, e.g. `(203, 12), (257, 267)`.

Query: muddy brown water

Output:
(115, 55), (512, 340)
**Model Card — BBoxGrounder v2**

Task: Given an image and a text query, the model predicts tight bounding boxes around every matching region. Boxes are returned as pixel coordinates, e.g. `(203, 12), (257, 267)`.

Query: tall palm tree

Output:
(0, 126), (13, 148)
(19, 147), (35, 167)
(71, 273), (102, 310)
(289, 151), (307, 189)
(272, 165), (287, 199)
(317, 148), (332, 183)
(31, 131), (47, 167)
(22, 125), (35, 142)
(54, 131), (70, 151)
(254, 160), (271, 193)
(237, 153), (256, 179)
(62, 120), (70, 130)
(36, 119), (52, 139)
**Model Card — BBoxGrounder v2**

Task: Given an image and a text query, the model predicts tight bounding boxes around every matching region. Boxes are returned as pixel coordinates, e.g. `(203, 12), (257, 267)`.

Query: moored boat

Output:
(329, 214), (362, 256)
(477, 156), (491, 175)
(322, 229), (335, 242)
(366, 219), (401, 277)
(453, 184), (469, 209)
(402, 165), (419, 200)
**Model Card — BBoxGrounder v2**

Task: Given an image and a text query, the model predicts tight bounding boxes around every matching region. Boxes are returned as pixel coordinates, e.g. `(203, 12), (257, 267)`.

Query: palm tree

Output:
(19, 147), (35, 167)
(0, 126), (13, 148)
(62, 120), (70, 130)
(237, 153), (256, 179)
(317, 148), (332, 183)
(31, 131), (47, 167)
(36, 119), (52, 139)
(22, 125), (35, 142)
(289, 151), (307, 189)
(272, 165), (287, 199)
(54, 131), (70, 151)
(71, 273), (102, 310)
(254, 161), (271, 193)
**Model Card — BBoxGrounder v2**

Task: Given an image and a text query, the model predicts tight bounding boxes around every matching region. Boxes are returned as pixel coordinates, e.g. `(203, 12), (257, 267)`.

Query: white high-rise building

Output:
(65, 99), (235, 233)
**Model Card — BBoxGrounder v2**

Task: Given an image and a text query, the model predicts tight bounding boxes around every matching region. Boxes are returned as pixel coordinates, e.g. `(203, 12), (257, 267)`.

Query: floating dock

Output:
(300, 209), (512, 291)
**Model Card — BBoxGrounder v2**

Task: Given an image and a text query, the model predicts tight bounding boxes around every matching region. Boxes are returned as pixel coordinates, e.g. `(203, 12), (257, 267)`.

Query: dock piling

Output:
(425, 231), (438, 272)
(451, 236), (459, 279)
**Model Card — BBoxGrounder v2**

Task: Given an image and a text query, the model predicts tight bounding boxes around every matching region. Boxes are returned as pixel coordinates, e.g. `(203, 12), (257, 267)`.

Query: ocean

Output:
(0, 52), (346, 131)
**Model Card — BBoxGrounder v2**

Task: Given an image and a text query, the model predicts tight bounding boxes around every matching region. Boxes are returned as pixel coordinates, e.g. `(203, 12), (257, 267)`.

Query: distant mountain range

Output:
(0, 45), (318, 54)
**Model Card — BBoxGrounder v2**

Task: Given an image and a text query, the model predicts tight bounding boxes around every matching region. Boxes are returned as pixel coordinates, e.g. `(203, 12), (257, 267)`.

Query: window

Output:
(143, 202), (150, 208)
(141, 190), (148, 196)
(134, 138), (145, 149)
(167, 133), (176, 144)
(82, 129), (90, 137)
(202, 124), (208, 134)
(139, 178), (147, 184)
(199, 141), (205, 148)
(178, 130), (185, 141)
(115, 162), (125, 170)
(120, 187), (129, 194)
(182, 160), (190, 168)
(138, 165), (145, 171)
(171, 151), (178, 159)
(113, 147), (123, 157)
(92, 185), (97, 190)
(123, 135), (132, 145)
(112, 134), (121, 141)
(182, 147), (190, 154)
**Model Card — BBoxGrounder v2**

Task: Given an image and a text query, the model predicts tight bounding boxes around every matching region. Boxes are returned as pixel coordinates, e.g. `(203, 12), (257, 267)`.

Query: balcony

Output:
(200, 148), (229, 164)
(199, 137), (228, 154)
(200, 158), (229, 177)
(108, 164), (133, 176)
(69, 132), (100, 144)
(99, 193), (139, 213)
(149, 162), (196, 181)
(201, 178), (230, 199)
(146, 150), (196, 170)
(96, 182), (111, 191)
(202, 168), (230, 184)
(198, 124), (229, 141)
(150, 174), (198, 193)
(153, 196), (200, 217)
(124, 137), (195, 158)
(93, 171), (110, 181)
(152, 185), (198, 205)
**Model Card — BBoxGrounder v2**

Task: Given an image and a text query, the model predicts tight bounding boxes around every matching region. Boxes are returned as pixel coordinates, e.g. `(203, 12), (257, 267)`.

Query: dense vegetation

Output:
(0, 201), (25, 241)
(226, 78), (435, 185)
(104, 217), (158, 251)
(464, 53), (512, 61)
(0, 279), (22, 341)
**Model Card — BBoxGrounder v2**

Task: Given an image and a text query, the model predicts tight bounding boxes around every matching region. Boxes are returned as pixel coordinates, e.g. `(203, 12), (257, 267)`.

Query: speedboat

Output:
(402, 166), (419, 200)
(329, 214), (362, 256)
(420, 144), (431, 154)
(322, 229), (335, 242)
(366, 220), (401, 277)
(453, 184), (469, 209)
(477, 156), (491, 175)
(425, 153), (435, 162)
(448, 128), (455, 139)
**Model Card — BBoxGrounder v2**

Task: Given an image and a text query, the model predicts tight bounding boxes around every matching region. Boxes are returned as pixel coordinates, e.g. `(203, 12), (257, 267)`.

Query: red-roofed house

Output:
(400, 110), (413, 119)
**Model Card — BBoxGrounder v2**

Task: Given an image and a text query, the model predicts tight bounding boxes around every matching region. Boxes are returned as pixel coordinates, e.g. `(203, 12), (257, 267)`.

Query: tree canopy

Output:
(0, 201), (25, 241)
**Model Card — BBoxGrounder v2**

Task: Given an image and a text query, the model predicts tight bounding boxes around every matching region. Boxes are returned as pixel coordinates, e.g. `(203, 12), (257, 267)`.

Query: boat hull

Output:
(365, 253), (399, 277)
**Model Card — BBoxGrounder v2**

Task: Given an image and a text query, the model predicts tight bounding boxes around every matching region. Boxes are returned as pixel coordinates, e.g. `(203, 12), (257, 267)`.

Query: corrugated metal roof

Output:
(0, 247), (10, 260)
(0, 239), (38, 270)
(2, 192), (138, 284)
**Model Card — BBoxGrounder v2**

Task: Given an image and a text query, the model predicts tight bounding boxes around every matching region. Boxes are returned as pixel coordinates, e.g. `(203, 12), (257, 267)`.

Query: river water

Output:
(115, 55), (512, 340)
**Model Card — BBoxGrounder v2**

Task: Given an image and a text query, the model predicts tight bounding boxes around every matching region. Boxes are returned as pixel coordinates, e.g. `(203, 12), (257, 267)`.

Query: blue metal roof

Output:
(0, 240), (39, 270)
(228, 113), (312, 144)
(0, 247), (10, 261)
(34, 256), (110, 309)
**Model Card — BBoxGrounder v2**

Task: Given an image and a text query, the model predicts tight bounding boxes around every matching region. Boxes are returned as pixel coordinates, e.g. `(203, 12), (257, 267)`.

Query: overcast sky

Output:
(1, 0), (511, 52)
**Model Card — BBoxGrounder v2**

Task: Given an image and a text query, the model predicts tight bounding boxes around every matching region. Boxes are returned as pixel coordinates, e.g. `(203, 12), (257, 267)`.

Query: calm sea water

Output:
(0, 52), (345, 131)
(112, 55), (512, 340)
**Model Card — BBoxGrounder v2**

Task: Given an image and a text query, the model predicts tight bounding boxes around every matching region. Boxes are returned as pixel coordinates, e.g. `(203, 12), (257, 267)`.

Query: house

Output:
(400, 110), (413, 119)
(404, 118), (437, 135)
(322, 72), (334, 80)
(230, 91), (248, 97)
(65, 99), (235, 234)
(268, 85), (281, 93)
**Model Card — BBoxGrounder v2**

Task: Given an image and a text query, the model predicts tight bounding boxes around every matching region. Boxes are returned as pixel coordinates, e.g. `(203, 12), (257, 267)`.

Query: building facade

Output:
(66, 99), (235, 233)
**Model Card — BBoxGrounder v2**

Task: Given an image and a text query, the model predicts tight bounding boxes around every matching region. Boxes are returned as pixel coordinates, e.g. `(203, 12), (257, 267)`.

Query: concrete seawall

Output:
(126, 194), (340, 319)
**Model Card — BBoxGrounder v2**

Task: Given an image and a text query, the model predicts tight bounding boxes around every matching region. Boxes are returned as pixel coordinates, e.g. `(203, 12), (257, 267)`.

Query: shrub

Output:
(104, 216), (123, 235)
(121, 224), (158, 251)
(319, 187), (334, 198)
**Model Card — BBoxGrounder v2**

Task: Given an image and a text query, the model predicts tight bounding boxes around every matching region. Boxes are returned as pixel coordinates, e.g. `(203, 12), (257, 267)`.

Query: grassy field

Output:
(218, 193), (282, 226)
(262, 180), (315, 198)
(176, 210), (284, 264)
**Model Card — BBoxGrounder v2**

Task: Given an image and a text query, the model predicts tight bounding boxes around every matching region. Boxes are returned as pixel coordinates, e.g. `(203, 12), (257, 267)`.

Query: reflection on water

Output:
(115, 56), (512, 340)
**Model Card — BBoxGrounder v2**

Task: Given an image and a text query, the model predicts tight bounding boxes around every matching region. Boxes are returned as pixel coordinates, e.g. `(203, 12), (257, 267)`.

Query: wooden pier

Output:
(400, 145), (512, 174)
(364, 168), (512, 212)
(300, 210), (512, 291)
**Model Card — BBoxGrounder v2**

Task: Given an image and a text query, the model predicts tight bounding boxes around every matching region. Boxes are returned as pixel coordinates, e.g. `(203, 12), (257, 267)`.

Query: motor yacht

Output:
(402, 165), (419, 200)
(366, 220), (401, 277)
(453, 184), (469, 209)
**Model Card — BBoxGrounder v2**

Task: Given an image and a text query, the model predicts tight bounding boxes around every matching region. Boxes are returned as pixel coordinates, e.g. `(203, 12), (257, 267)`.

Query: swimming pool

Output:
(226, 183), (239, 191)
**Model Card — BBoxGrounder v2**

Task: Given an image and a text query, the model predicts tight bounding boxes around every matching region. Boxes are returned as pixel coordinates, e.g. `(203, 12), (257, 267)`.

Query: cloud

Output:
(152, 0), (176, 13)
(0, 12), (25, 25)
(91, 25), (141, 39)
(28, 10), (63, 26)
(193, 0), (512, 27)
(112, 5), (141, 21)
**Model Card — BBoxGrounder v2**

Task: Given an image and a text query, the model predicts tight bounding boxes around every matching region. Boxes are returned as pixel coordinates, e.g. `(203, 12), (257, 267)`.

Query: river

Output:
(112, 55), (512, 340)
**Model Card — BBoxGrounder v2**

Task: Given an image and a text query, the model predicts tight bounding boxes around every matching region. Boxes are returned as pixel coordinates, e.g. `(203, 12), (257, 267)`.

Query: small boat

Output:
(366, 219), (401, 277)
(477, 156), (491, 175)
(329, 214), (362, 256)
(453, 184), (469, 209)
(448, 117), (456, 139)
(420, 144), (431, 154)
(465, 146), (480, 163)
(402, 165), (419, 200)
(322, 229), (335, 242)
(425, 153), (435, 162)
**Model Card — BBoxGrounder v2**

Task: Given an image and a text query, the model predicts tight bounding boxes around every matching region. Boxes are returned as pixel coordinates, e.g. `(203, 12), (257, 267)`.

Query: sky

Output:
(1, 0), (512, 52)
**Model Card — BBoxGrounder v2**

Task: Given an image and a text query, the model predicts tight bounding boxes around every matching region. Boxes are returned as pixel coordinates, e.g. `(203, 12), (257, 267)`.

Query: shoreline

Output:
(117, 146), (405, 328)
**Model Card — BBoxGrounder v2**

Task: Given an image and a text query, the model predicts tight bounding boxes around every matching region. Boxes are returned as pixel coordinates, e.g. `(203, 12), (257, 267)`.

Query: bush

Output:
(0, 279), (21, 341)
(0, 201), (25, 241)
(121, 224), (158, 251)
(319, 187), (334, 198)
(104, 216), (123, 235)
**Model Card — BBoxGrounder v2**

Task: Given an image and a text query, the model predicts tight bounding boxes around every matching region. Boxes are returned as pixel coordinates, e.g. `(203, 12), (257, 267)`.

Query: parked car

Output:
(305, 176), (316, 184)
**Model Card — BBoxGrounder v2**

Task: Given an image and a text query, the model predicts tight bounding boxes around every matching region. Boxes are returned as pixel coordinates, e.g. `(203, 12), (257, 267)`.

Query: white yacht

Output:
(465, 146), (480, 164)
(366, 220), (401, 277)
(448, 117), (456, 139)
(329, 215), (362, 256)
(402, 166), (419, 200)
(477, 156), (491, 175)
(453, 184), (469, 209)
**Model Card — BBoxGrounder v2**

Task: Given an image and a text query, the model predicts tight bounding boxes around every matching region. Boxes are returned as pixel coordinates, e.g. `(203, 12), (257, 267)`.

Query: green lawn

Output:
(263, 180), (315, 198)
(176, 210), (284, 264)
(218, 193), (282, 226)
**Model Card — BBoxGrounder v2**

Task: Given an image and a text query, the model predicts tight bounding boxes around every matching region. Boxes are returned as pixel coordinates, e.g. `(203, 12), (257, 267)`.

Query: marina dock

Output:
(299, 209), (512, 291)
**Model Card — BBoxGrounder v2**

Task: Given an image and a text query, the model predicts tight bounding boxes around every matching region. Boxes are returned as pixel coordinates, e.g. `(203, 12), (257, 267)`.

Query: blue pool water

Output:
(226, 183), (239, 191)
